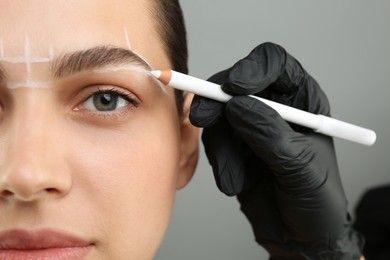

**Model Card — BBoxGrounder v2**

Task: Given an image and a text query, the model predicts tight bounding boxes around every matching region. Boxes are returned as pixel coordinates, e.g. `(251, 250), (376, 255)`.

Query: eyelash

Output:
(77, 87), (140, 119)
(95, 87), (139, 106)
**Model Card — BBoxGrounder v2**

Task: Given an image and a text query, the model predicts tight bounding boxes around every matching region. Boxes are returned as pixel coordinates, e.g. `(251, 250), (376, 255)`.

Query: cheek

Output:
(65, 104), (181, 257)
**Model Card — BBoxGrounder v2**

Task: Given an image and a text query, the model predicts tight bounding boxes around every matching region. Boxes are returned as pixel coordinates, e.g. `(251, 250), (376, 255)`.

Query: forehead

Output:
(0, 0), (167, 69)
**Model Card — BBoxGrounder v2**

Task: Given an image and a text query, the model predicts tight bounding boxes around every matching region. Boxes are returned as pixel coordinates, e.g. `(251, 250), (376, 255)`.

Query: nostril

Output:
(1, 190), (13, 197)
(46, 188), (58, 193)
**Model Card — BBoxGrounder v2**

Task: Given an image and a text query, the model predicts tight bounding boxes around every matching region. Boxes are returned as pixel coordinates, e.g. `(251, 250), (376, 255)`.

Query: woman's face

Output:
(0, 0), (198, 259)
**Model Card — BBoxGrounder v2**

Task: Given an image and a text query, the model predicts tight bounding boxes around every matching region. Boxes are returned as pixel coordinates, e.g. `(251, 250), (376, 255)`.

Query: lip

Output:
(0, 229), (94, 260)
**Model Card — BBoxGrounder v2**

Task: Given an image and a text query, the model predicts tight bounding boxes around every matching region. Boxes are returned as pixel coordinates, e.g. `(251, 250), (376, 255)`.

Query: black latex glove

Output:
(190, 43), (364, 259)
(354, 185), (390, 260)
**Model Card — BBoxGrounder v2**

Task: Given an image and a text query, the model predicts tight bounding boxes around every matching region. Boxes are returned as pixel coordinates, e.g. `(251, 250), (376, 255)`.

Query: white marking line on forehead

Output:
(94, 65), (151, 74)
(122, 27), (166, 93)
(94, 65), (167, 93)
(123, 27), (153, 68)
(0, 34), (54, 89)
(0, 36), (54, 64)
(2, 31), (166, 92)
(24, 34), (33, 84)
(7, 81), (52, 89)
(49, 44), (55, 60)
(123, 27), (132, 50)
(1, 57), (52, 63)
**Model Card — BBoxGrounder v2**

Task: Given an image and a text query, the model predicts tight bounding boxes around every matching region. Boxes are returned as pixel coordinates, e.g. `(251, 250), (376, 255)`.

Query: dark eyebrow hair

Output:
(51, 45), (151, 78)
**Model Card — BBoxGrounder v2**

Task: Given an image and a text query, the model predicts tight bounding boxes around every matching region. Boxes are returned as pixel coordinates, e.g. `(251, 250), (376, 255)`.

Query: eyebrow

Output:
(51, 45), (151, 78)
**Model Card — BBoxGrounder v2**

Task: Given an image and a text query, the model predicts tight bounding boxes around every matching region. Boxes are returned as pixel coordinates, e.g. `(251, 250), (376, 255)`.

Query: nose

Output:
(0, 159), (69, 201)
(0, 95), (72, 202)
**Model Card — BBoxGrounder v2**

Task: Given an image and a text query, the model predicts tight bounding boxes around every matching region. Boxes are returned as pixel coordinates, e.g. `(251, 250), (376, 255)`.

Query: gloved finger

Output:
(269, 74), (331, 116)
(222, 42), (331, 115)
(201, 119), (247, 196)
(189, 95), (225, 127)
(226, 96), (299, 161)
(189, 68), (232, 127)
(201, 118), (264, 196)
(221, 42), (294, 95)
(207, 67), (231, 85)
(225, 96), (327, 193)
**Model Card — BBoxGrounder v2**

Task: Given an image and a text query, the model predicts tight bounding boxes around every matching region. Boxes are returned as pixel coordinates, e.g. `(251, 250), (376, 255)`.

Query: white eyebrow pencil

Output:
(151, 70), (376, 146)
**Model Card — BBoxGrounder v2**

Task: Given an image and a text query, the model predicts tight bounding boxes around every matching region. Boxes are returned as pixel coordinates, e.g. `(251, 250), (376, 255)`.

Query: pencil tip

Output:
(152, 70), (172, 85)
(150, 70), (161, 78)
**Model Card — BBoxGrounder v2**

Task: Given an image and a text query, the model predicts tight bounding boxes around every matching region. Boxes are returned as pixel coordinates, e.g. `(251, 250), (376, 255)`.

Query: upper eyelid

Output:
(83, 87), (141, 107)
(56, 67), (156, 91)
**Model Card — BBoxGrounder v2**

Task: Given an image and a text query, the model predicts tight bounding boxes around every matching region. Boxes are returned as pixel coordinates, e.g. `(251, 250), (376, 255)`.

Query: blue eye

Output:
(82, 89), (138, 112)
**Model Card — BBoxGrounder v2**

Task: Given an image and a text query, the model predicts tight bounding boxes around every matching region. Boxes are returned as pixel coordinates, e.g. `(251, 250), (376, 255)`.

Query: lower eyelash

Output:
(82, 107), (133, 120)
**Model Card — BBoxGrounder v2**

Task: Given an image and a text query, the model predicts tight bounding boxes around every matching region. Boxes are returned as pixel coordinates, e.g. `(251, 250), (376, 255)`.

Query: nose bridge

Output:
(0, 91), (70, 201)
(9, 91), (51, 160)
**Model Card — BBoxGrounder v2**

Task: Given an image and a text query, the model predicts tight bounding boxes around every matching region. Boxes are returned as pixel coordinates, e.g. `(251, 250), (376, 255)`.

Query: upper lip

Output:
(0, 229), (93, 250)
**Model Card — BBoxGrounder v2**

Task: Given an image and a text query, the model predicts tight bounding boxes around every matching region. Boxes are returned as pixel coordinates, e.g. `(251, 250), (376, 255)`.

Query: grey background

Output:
(156, 1), (390, 259)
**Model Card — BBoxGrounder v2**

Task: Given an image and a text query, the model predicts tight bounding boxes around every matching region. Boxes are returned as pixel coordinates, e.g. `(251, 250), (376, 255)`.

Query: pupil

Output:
(93, 93), (118, 111)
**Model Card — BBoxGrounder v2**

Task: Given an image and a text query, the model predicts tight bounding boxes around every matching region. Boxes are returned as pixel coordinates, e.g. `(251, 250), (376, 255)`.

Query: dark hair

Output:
(150, 0), (188, 116)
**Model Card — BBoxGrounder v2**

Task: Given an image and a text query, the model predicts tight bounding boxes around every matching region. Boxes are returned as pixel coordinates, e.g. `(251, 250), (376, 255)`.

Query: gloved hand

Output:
(190, 43), (364, 259)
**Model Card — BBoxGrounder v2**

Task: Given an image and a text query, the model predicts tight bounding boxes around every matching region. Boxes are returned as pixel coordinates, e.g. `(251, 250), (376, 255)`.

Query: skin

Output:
(0, 0), (199, 259)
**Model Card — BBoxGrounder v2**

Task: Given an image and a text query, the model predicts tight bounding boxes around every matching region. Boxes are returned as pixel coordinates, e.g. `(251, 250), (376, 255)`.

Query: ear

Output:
(176, 93), (200, 190)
